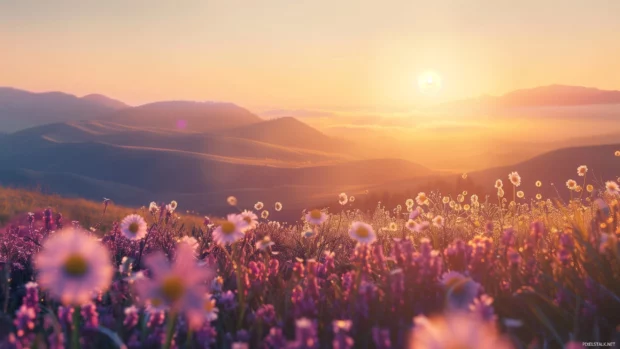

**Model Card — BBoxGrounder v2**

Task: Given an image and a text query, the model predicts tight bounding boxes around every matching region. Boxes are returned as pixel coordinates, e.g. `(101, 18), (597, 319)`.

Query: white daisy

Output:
(149, 202), (159, 214)
(275, 202), (283, 212)
(432, 215), (445, 228)
(212, 214), (247, 245)
(120, 214), (148, 240)
(254, 202), (264, 210)
(405, 219), (417, 232)
(606, 181), (620, 195)
(227, 196), (238, 206)
(577, 165), (588, 177)
(494, 179), (503, 189)
(305, 209), (328, 225)
(135, 243), (212, 329)
(348, 221), (376, 245)
(169, 200), (178, 212)
(349, 196), (355, 203)
(35, 228), (114, 306)
(338, 192), (348, 205)
(566, 179), (577, 191)
(405, 199), (415, 208)
(261, 210), (270, 219)
(416, 192), (429, 206)
(508, 172), (521, 187)
(239, 210), (259, 231)
(256, 236), (275, 251)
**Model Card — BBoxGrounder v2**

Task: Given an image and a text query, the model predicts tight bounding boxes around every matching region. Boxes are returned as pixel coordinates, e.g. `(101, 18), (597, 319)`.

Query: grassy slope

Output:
(0, 186), (203, 231)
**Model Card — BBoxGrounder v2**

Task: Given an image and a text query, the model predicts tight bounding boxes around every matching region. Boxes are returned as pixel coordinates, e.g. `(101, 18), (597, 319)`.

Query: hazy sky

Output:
(2, 0), (620, 110)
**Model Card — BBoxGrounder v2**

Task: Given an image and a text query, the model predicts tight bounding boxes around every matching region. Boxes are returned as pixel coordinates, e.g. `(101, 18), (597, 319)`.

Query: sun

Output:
(418, 71), (442, 95)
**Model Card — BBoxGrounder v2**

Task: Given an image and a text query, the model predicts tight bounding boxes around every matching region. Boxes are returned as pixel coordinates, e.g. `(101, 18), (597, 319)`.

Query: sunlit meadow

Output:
(1, 162), (619, 348)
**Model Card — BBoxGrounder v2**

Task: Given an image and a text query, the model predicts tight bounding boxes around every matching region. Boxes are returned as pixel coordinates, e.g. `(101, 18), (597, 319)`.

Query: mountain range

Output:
(0, 85), (619, 216)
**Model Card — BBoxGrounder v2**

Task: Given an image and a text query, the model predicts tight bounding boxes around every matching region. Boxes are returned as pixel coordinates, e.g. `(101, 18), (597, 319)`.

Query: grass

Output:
(0, 186), (204, 232)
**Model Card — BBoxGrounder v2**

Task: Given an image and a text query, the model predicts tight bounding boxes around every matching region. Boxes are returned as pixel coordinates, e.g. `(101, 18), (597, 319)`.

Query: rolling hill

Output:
(102, 101), (262, 132)
(0, 87), (127, 132)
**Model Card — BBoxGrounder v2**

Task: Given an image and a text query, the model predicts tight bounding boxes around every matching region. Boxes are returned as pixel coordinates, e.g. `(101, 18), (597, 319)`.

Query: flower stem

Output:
(163, 311), (178, 349)
(71, 306), (81, 349)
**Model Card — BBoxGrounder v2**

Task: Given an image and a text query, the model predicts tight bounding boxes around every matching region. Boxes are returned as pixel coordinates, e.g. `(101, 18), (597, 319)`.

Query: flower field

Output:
(1, 167), (619, 349)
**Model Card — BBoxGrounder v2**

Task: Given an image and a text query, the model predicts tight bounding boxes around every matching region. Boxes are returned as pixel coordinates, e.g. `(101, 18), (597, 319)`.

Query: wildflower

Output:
(442, 196), (450, 204)
(433, 215), (445, 228)
(517, 191), (524, 199)
(406, 198), (414, 207)
(169, 200), (178, 211)
(463, 204), (470, 211)
(606, 181), (619, 195)
(349, 222), (376, 245)
(261, 210), (270, 219)
(409, 206), (421, 220)
(497, 188), (504, 197)
(535, 180), (542, 187)
(576, 165), (588, 177)
(149, 201), (159, 214)
(305, 209), (328, 225)
(508, 172), (521, 187)
(470, 194), (478, 203)
(333, 320), (354, 349)
(256, 236), (275, 251)
(135, 243), (211, 327)
(388, 222), (398, 231)
(239, 210), (259, 231)
(120, 214), (148, 240)
(494, 179), (503, 189)
(227, 196), (238, 206)
(349, 196), (355, 202)
(584, 184), (593, 193)
(566, 179), (577, 190)
(615, 150), (620, 157)
(416, 192), (429, 206)
(254, 201), (264, 210)
(536, 193), (542, 200)
(275, 202), (283, 211)
(212, 214), (247, 245)
(410, 313), (513, 349)
(339, 192), (348, 205)
(35, 228), (114, 305)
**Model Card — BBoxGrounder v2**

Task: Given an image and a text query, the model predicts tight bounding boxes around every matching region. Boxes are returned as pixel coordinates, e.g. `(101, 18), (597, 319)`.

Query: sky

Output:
(1, 0), (620, 111)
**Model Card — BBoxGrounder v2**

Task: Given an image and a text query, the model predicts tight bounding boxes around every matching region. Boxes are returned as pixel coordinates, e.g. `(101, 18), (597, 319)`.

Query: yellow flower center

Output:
(310, 209), (322, 219)
(128, 222), (140, 234)
(160, 276), (185, 302)
(356, 226), (369, 238)
(221, 221), (236, 235)
(63, 254), (89, 277)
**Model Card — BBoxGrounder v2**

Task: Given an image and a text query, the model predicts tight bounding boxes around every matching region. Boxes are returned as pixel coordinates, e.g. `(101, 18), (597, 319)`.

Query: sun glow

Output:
(418, 71), (442, 96)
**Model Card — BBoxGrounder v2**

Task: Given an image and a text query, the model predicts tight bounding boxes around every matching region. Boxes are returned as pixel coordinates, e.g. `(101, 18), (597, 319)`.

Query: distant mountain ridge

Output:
(0, 87), (125, 132)
(443, 85), (620, 109)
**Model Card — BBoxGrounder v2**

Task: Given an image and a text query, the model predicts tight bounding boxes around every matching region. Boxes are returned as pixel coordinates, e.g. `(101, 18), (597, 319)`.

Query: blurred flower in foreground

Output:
(136, 242), (212, 329)
(410, 313), (514, 349)
(349, 221), (376, 244)
(35, 228), (113, 305)
(213, 214), (247, 245)
(120, 214), (148, 240)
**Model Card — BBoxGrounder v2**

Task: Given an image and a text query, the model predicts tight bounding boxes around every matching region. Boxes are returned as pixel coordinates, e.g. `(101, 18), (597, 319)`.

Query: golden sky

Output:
(2, 0), (620, 111)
